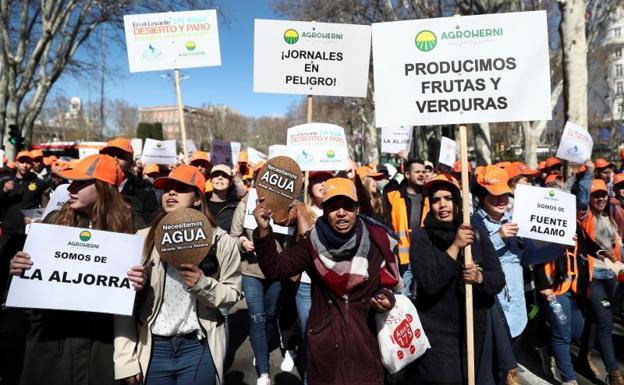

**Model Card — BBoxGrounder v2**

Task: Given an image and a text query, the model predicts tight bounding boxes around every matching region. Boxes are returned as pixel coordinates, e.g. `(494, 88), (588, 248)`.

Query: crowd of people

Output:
(1, 137), (624, 385)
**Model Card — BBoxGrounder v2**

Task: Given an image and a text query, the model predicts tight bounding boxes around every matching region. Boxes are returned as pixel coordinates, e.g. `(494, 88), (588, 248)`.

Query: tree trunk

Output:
(473, 122), (492, 164)
(559, 0), (589, 128)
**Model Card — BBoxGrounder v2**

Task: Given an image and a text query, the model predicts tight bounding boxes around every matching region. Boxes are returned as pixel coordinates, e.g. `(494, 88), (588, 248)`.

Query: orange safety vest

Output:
(387, 190), (411, 265)
(579, 210), (622, 262)
(543, 244), (593, 296)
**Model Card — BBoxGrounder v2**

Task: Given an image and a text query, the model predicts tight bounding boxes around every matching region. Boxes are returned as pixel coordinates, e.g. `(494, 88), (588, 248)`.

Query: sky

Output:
(51, 1), (303, 118)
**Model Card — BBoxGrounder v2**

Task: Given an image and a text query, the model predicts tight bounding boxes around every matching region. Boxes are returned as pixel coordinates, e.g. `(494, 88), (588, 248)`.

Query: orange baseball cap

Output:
(453, 159), (472, 173)
(512, 161), (539, 177)
(52, 160), (69, 172)
(476, 165), (512, 196)
(30, 149), (44, 159)
(238, 150), (248, 163)
(43, 155), (58, 166)
(594, 158), (616, 170)
(545, 157), (562, 169)
(16, 151), (33, 161)
(143, 163), (160, 175)
(211, 164), (232, 177)
(544, 174), (564, 185)
(55, 154), (123, 187)
(356, 166), (384, 181)
(502, 164), (522, 180)
(423, 173), (460, 196)
(496, 161), (512, 169)
(190, 151), (211, 166)
(537, 161), (546, 171)
(614, 173), (624, 186)
(154, 164), (206, 194)
(323, 177), (358, 203)
(591, 179), (608, 194)
(100, 137), (134, 157)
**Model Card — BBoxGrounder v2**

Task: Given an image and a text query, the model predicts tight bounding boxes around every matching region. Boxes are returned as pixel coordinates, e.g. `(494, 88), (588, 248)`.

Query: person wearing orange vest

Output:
(576, 175), (624, 385)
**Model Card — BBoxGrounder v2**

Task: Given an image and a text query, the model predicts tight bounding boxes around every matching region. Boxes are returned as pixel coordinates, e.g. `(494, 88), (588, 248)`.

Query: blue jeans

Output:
(242, 275), (281, 375)
(544, 292), (584, 382)
(582, 278), (619, 372)
(401, 265), (413, 296)
(296, 281), (312, 380)
(146, 334), (216, 385)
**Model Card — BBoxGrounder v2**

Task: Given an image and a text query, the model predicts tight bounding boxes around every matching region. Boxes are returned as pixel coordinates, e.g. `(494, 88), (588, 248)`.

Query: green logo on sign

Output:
(284, 29), (299, 44)
(548, 190), (555, 197)
(79, 230), (91, 242)
(326, 150), (335, 159)
(415, 30), (437, 52)
(185, 41), (196, 51)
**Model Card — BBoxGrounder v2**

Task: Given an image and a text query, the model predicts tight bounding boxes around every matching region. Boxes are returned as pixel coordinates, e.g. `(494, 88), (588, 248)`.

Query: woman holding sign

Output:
(408, 174), (505, 385)
(114, 164), (241, 385)
(9, 154), (146, 385)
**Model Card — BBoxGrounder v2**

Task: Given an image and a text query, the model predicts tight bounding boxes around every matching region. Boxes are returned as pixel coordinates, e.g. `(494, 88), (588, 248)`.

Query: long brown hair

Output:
(53, 180), (134, 234)
(142, 192), (217, 261)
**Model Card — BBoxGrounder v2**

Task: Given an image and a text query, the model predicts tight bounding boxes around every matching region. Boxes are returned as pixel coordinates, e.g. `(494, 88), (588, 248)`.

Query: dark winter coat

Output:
(253, 222), (398, 385)
(409, 221), (505, 384)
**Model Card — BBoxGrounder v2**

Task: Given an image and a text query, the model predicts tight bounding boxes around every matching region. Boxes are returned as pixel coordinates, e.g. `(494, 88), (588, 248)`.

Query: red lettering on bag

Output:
(410, 345), (415, 354)
(393, 319), (414, 348)
(415, 328), (421, 338)
(397, 351), (404, 360)
(406, 314), (413, 322)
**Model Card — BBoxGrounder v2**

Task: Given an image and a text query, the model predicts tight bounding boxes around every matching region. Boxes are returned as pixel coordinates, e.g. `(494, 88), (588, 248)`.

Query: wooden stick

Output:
(304, 95), (313, 206)
(174, 69), (189, 163)
(459, 125), (475, 385)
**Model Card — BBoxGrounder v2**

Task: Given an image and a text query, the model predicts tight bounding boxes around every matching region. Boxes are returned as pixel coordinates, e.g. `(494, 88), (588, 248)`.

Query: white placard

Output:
(268, 145), (288, 159)
(254, 19), (372, 97)
(78, 142), (106, 160)
(185, 140), (198, 157)
(286, 123), (350, 171)
(0, 149), (4, 168)
(556, 121), (593, 164)
(438, 136), (457, 167)
(131, 138), (143, 157)
(372, 11), (551, 127)
(42, 184), (70, 219)
(247, 147), (268, 165)
(211, 140), (241, 167)
(243, 188), (293, 235)
(381, 127), (413, 154)
(512, 184), (576, 246)
(123, 10), (221, 73)
(141, 138), (177, 165)
(6, 224), (144, 315)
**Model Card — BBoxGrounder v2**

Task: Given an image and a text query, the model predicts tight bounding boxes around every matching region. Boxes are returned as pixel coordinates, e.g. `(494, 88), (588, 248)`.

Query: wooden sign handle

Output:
(459, 124), (475, 385)
(303, 95), (313, 206)
(175, 69), (189, 164)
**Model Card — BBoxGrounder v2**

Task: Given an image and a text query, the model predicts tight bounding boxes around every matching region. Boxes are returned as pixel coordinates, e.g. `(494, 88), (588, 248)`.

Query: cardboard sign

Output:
(247, 147), (268, 165)
(6, 224), (144, 315)
(254, 19), (372, 97)
(154, 208), (213, 269)
(123, 10), (221, 73)
(243, 188), (294, 235)
(381, 127), (412, 154)
(286, 123), (350, 171)
(211, 140), (241, 167)
(438, 137), (457, 167)
(268, 145), (288, 159)
(141, 138), (177, 165)
(42, 184), (70, 219)
(371, 11), (551, 127)
(556, 121), (593, 164)
(255, 156), (303, 223)
(512, 184), (576, 246)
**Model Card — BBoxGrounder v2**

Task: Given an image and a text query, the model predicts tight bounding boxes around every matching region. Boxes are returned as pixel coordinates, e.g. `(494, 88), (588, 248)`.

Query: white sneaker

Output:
(257, 373), (270, 385)
(280, 350), (296, 372)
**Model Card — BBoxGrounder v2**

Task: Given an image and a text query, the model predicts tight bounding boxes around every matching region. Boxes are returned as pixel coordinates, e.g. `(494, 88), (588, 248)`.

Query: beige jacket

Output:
(113, 227), (242, 384)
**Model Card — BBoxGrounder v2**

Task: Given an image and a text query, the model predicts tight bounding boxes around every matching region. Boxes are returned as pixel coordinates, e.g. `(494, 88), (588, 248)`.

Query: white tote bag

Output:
(375, 294), (430, 373)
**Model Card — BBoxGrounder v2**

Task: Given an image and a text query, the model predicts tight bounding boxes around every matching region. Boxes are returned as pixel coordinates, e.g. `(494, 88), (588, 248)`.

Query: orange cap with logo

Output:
(30, 149), (44, 159)
(100, 137), (134, 157)
(323, 177), (358, 203)
(594, 158), (615, 170)
(143, 163), (160, 175)
(591, 179), (608, 194)
(356, 166), (384, 181)
(476, 165), (512, 196)
(614, 173), (624, 187)
(453, 160), (472, 173)
(545, 157), (562, 169)
(154, 164), (206, 194)
(190, 151), (210, 166)
(423, 173), (460, 196)
(55, 154), (123, 187)
(16, 151), (33, 161)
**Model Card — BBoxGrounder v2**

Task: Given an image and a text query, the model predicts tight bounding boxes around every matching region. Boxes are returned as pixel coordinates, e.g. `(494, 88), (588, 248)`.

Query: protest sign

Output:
(0, 149), (4, 168)
(381, 127), (412, 154)
(247, 147), (268, 165)
(185, 140), (198, 157)
(268, 145), (288, 159)
(6, 224), (144, 315)
(512, 184), (576, 246)
(556, 121), (593, 164)
(254, 19), (371, 97)
(211, 140), (241, 167)
(131, 138), (143, 157)
(438, 137), (457, 167)
(255, 156), (303, 223)
(123, 10), (221, 73)
(154, 208), (213, 269)
(286, 123), (350, 171)
(243, 188), (293, 235)
(43, 184), (70, 219)
(141, 139), (177, 165)
(371, 11), (551, 127)
(78, 142), (106, 160)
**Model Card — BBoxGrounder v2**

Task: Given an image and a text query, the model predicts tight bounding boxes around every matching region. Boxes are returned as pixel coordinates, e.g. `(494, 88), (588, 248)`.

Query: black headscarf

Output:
(423, 182), (463, 251)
